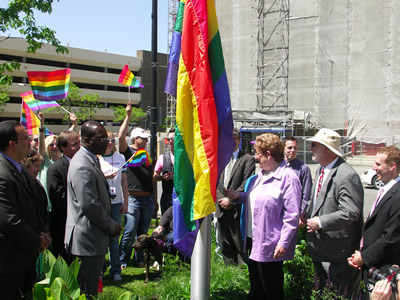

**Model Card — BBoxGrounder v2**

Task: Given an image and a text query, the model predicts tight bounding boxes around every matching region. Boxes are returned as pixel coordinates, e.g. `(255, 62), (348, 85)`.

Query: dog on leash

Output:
(133, 234), (166, 283)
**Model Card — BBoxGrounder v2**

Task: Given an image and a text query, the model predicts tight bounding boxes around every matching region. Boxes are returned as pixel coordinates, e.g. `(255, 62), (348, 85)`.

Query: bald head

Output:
(81, 121), (108, 155)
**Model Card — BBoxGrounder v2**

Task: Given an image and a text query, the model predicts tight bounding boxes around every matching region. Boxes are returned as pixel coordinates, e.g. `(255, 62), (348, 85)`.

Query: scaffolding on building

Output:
(248, 0), (291, 131)
(166, 0), (179, 130)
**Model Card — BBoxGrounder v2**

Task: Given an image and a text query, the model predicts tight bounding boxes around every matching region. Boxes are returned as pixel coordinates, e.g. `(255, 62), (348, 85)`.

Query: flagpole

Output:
(60, 106), (72, 115)
(128, 86), (130, 103)
(191, 214), (211, 300)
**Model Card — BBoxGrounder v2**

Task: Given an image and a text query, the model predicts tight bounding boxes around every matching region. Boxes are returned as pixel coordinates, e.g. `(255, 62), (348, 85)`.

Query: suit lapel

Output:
(0, 155), (35, 195)
(367, 181), (400, 222)
(311, 160), (341, 216)
(228, 152), (243, 187)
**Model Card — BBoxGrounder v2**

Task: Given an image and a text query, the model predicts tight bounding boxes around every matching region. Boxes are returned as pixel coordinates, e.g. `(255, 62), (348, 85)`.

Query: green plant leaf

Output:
(69, 257), (80, 280)
(116, 291), (131, 300)
(49, 277), (73, 300)
(43, 249), (57, 277)
(49, 257), (80, 299)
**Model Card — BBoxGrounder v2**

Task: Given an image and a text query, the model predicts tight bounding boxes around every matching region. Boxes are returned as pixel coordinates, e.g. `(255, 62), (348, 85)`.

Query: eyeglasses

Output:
(139, 137), (148, 141)
(253, 152), (265, 158)
(14, 135), (31, 142)
(311, 143), (319, 148)
(107, 138), (115, 143)
(167, 137), (174, 142)
(92, 137), (108, 142)
(49, 143), (57, 147)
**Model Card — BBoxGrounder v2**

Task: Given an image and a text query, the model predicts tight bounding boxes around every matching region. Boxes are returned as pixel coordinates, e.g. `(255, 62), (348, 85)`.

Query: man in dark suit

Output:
(64, 121), (121, 297)
(216, 128), (255, 265)
(47, 130), (80, 264)
(348, 146), (400, 286)
(0, 120), (51, 299)
(306, 128), (364, 298)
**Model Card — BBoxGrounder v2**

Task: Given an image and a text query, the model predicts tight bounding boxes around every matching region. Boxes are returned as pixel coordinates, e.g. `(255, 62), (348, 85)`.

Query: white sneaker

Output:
(112, 274), (122, 281)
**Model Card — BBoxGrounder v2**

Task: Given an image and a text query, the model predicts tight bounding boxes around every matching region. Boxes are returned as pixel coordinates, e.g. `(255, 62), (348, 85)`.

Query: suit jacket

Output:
(0, 154), (41, 274)
(306, 157), (364, 262)
(215, 150), (255, 218)
(64, 148), (118, 256)
(361, 181), (400, 269)
(47, 156), (69, 239)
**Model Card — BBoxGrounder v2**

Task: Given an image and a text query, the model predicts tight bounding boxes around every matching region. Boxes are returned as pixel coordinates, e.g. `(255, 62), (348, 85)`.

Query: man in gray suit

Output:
(306, 128), (364, 298)
(216, 128), (255, 265)
(64, 121), (121, 297)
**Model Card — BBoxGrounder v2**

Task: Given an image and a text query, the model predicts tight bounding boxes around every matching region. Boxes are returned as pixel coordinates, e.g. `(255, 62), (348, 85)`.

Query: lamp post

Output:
(150, 0), (158, 161)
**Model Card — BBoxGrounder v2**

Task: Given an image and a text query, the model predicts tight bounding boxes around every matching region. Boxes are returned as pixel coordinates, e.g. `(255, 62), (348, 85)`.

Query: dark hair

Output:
(0, 120), (21, 151)
(81, 121), (102, 139)
(233, 128), (241, 139)
(57, 131), (79, 153)
(168, 128), (175, 134)
(283, 136), (297, 145)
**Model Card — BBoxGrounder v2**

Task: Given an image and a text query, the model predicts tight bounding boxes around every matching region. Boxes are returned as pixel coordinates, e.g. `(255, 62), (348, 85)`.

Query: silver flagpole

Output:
(191, 214), (211, 299)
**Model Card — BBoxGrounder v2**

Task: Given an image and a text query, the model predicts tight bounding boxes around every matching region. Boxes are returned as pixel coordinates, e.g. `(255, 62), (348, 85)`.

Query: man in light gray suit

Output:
(306, 128), (364, 299)
(64, 121), (121, 297)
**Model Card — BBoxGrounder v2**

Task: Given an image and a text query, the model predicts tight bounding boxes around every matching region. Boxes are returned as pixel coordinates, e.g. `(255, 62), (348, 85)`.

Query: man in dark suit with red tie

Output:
(348, 146), (400, 286)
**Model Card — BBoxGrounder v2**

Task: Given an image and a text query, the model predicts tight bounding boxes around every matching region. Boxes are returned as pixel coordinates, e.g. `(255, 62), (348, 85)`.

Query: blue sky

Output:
(0, 0), (169, 56)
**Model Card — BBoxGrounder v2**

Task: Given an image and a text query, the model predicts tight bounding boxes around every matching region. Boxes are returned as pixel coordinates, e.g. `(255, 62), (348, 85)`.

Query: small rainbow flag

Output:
(118, 65), (144, 88)
(21, 100), (52, 135)
(123, 149), (152, 168)
(20, 91), (60, 111)
(27, 68), (71, 101)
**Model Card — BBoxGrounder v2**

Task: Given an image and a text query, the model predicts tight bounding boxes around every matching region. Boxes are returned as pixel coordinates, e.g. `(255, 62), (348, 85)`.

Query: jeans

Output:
(119, 195), (154, 266)
(103, 203), (122, 276)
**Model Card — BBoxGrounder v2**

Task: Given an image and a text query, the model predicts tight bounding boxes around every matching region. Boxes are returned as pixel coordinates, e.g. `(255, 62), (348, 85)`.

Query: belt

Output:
(128, 190), (151, 197)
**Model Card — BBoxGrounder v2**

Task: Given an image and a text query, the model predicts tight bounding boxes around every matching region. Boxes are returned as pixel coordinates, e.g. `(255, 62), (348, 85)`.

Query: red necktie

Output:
(316, 168), (325, 199)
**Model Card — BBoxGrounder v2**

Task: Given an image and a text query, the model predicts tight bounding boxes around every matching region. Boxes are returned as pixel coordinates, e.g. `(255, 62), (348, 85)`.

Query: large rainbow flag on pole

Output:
(118, 65), (144, 88)
(20, 91), (60, 111)
(172, 0), (235, 257)
(27, 69), (71, 101)
(21, 100), (52, 135)
(164, 0), (185, 97)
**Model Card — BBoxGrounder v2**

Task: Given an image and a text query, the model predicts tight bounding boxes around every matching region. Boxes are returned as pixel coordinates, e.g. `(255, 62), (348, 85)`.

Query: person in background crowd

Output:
(99, 131), (128, 281)
(46, 130), (80, 264)
(153, 128), (175, 215)
(283, 136), (312, 226)
(0, 120), (51, 299)
(118, 101), (158, 269)
(306, 128), (364, 299)
(64, 121), (121, 297)
(216, 128), (255, 266)
(227, 133), (301, 299)
(22, 150), (50, 281)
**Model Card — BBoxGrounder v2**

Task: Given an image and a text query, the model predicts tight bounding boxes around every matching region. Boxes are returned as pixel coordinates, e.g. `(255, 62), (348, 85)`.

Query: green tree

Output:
(111, 105), (146, 125)
(47, 83), (102, 124)
(0, 0), (68, 103)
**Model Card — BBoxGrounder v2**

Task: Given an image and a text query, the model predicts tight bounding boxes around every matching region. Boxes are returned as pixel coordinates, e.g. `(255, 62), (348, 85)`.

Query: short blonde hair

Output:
(45, 135), (61, 160)
(255, 133), (284, 162)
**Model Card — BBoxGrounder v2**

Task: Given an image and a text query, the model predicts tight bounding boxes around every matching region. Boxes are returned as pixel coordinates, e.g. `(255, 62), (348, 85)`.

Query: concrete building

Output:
(0, 36), (167, 133)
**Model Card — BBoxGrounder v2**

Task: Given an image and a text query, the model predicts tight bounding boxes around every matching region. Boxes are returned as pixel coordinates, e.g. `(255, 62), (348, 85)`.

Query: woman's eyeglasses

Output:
(107, 138), (115, 143)
(49, 143), (57, 147)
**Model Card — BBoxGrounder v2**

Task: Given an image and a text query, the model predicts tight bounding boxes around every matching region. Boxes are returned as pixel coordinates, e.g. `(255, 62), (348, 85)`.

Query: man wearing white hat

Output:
(306, 128), (364, 298)
(118, 102), (158, 269)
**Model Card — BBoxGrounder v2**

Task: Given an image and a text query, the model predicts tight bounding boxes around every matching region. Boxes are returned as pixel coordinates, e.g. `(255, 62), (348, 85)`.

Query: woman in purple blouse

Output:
(226, 133), (302, 299)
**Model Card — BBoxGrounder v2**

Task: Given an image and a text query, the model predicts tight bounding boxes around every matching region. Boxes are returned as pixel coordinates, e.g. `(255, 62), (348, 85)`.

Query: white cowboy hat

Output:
(307, 128), (344, 157)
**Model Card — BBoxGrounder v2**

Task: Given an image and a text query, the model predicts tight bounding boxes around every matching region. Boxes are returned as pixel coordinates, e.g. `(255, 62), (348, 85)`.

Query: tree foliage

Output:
(0, 0), (68, 105)
(46, 83), (102, 124)
(111, 105), (146, 125)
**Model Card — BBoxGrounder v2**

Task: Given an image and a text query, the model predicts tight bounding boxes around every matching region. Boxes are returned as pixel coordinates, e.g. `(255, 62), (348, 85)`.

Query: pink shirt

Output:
(154, 151), (175, 173)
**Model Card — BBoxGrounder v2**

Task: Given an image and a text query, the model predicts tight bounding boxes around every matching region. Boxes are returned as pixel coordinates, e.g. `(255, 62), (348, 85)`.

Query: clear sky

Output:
(0, 0), (169, 57)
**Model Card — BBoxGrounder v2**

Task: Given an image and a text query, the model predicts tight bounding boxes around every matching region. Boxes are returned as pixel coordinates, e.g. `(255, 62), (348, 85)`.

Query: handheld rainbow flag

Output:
(118, 65), (144, 88)
(21, 100), (52, 136)
(164, 0), (185, 97)
(123, 149), (152, 168)
(27, 68), (71, 101)
(20, 91), (60, 111)
(173, 0), (235, 257)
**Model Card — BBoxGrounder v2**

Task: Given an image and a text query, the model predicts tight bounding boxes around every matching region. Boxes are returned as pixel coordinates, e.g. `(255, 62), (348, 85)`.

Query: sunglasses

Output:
(139, 137), (148, 141)
(107, 138), (115, 143)
(49, 143), (57, 147)
(167, 137), (174, 141)
(311, 142), (319, 148)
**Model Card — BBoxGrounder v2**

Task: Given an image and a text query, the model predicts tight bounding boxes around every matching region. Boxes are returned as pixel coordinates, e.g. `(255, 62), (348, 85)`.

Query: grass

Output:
(97, 219), (250, 300)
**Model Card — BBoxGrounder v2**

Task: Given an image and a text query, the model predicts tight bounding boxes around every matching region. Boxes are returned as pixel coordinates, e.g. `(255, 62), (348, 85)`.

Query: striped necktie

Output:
(224, 155), (234, 189)
(315, 168), (325, 199)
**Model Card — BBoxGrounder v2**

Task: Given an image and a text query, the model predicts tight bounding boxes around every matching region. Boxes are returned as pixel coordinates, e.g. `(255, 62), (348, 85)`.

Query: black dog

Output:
(133, 234), (166, 283)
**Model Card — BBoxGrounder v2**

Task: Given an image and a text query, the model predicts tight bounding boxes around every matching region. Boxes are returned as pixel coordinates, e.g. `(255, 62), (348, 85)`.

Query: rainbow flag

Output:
(164, 0), (185, 97)
(27, 69), (71, 101)
(21, 100), (52, 136)
(123, 149), (152, 168)
(118, 65), (144, 88)
(20, 91), (60, 111)
(173, 0), (235, 257)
